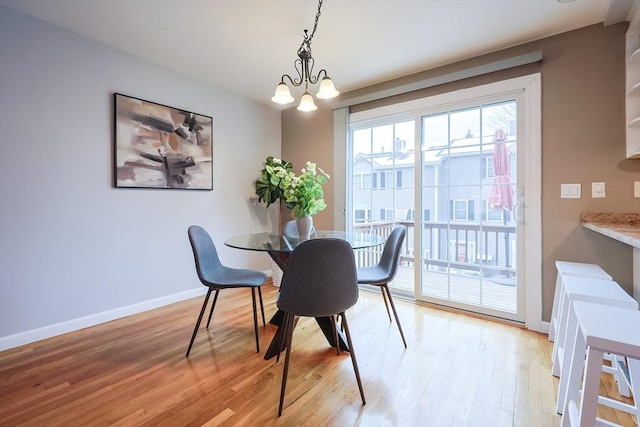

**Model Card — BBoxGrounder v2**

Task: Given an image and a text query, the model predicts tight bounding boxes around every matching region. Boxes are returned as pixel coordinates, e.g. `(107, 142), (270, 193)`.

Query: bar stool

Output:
(549, 261), (612, 343)
(551, 277), (638, 378)
(559, 301), (640, 426)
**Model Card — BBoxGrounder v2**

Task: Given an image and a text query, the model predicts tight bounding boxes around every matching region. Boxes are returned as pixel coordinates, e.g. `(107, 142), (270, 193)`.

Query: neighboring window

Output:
(353, 174), (362, 190)
(486, 203), (504, 222)
(380, 208), (394, 220)
(353, 173), (372, 190)
(354, 209), (371, 223)
(396, 170), (402, 188)
(353, 173), (371, 190)
(449, 200), (474, 221)
(362, 173), (371, 189)
(385, 171), (394, 188)
(482, 156), (495, 179)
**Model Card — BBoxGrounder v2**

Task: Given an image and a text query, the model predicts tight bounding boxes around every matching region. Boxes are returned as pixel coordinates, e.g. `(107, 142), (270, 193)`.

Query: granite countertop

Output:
(581, 212), (640, 249)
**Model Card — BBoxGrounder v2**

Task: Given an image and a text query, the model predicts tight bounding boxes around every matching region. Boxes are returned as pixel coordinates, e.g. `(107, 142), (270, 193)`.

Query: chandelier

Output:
(271, 0), (339, 112)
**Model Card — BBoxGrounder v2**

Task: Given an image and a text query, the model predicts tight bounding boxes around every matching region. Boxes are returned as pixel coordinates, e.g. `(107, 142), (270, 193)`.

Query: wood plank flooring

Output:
(0, 283), (636, 426)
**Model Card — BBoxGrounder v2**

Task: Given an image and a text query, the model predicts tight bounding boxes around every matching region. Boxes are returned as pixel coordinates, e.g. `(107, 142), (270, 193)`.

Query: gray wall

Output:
(0, 6), (280, 349)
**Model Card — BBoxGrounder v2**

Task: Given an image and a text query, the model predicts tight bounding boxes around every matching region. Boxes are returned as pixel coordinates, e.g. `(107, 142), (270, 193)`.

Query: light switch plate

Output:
(561, 183), (581, 199)
(592, 182), (605, 198)
(635, 181), (640, 198)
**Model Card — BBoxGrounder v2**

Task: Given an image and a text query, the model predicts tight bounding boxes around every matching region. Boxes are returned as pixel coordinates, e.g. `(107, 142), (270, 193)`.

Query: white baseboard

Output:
(540, 320), (550, 334)
(0, 287), (207, 352)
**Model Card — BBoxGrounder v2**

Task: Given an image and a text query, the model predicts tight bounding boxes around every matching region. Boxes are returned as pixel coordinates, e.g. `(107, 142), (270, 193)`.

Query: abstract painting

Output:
(114, 93), (213, 190)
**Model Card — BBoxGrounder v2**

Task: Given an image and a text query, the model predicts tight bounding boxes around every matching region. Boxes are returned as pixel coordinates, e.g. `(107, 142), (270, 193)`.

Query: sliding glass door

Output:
(350, 118), (416, 297)
(347, 75), (541, 324)
(418, 100), (520, 320)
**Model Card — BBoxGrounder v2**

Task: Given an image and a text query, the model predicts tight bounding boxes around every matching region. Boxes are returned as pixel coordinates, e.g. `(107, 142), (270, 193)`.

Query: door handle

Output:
(513, 203), (524, 222)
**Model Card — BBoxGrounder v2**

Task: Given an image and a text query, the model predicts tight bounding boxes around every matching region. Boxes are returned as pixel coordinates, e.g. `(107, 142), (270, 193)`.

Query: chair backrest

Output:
(188, 225), (224, 285)
(376, 226), (407, 283)
(283, 219), (315, 238)
(278, 238), (358, 318)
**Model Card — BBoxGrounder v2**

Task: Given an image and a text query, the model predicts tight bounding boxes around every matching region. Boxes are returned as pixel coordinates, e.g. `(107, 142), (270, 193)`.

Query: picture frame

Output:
(113, 93), (213, 190)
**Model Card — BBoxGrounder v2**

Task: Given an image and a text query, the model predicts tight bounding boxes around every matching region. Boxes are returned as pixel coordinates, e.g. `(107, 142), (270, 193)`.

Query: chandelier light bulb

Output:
(297, 92), (318, 112)
(316, 76), (339, 99)
(271, 83), (295, 105)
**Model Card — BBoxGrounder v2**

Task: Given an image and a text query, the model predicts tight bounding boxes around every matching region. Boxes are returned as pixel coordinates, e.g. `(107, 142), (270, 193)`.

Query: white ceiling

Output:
(1, 0), (634, 109)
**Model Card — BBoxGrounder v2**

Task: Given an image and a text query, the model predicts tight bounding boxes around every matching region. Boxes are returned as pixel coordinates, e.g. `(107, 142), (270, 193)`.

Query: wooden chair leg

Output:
(205, 290), (220, 328)
(276, 314), (297, 363)
(278, 313), (296, 416)
(340, 312), (366, 405)
(258, 286), (266, 326)
(382, 284), (407, 348)
(251, 288), (260, 353)
(380, 286), (392, 321)
(186, 289), (212, 357)
(331, 315), (340, 355)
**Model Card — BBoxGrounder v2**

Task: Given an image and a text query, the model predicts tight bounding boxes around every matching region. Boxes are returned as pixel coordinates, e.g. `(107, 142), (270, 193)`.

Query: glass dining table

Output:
(224, 230), (385, 360)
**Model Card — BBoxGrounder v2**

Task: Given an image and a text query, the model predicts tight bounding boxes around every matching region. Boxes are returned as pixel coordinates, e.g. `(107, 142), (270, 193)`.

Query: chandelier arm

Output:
(279, 74), (298, 87)
(308, 67), (327, 86)
(292, 58), (305, 86)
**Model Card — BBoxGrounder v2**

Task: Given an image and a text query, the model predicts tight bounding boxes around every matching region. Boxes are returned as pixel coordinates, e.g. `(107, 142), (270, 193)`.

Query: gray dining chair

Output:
(186, 225), (267, 356)
(356, 225), (408, 348)
(276, 238), (366, 416)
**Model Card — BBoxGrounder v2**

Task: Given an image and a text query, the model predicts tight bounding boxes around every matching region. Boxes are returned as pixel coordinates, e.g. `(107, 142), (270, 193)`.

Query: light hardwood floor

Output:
(0, 283), (636, 427)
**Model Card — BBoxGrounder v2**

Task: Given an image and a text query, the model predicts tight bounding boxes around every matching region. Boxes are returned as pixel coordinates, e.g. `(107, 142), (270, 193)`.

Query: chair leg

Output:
(186, 288), (212, 357)
(278, 313), (296, 416)
(205, 290), (220, 328)
(276, 314), (296, 363)
(331, 314), (340, 355)
(258, 286), (266, 326)
(251, 288), (260, 353)
(340, 312), (366, 406)
(380, 286), (392, 322)
(382, 284), (407, 348)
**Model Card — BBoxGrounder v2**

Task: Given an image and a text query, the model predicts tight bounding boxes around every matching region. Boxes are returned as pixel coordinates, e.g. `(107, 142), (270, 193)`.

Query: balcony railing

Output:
(353, 220), (516, 279)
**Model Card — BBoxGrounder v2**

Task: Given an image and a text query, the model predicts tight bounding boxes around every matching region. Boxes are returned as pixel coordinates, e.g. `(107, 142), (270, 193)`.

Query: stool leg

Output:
(577, 347), (604, 426)
(549, 274), (562, 342)
(556, 303), (580, 414)
(559, 322), (586, 417)
(610, 354), (631, 397)
(628, 357), (640, 424)
(552, 294), (570, 376)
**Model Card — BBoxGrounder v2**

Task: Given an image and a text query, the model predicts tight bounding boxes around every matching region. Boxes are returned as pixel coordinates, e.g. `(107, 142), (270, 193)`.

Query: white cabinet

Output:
(626, 3), (640, 159)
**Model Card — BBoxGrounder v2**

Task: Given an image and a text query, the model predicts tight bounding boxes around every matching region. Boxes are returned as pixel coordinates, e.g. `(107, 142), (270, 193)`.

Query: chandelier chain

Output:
(303, 0), (323, 47)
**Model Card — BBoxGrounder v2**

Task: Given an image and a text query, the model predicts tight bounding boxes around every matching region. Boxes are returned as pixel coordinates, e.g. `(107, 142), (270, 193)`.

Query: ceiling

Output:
(1, 0), (634, 109)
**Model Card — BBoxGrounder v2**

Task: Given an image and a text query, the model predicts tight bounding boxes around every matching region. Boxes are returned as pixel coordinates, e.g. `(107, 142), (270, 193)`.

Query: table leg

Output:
(264, 315), (350, 360)
(315, 317), (350, 352)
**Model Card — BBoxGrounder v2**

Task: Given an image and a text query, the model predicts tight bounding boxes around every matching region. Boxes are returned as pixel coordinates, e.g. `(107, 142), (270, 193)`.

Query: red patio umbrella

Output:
(487, 129), (514, 268)
(487, 129), (513, 212)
